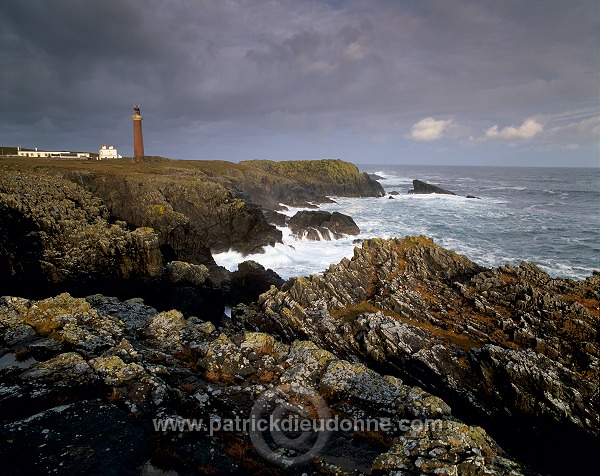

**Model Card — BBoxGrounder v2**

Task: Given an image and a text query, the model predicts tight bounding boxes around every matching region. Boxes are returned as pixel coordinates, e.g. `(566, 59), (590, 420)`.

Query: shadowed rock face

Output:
(0, 170), (275, 320)
(288, 210), (360, 240)
(236, 236), (599, 475)
(409, 179), (456, 195)
(0, 293), (529, 475)
(230, 260), (284, 306)
(0, 171), (163, 298)
(60, 169), (281, 256)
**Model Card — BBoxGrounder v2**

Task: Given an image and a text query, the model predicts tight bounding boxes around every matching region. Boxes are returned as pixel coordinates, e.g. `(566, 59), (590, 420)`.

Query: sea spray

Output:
(215, 165), (599, 280)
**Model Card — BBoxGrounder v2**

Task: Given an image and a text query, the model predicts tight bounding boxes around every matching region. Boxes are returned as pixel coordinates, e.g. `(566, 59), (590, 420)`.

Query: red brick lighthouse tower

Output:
(133, 105), (145, 159)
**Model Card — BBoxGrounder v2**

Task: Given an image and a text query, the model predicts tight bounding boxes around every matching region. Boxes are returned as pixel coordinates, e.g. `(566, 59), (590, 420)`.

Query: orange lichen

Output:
(561, 294), (600, 317)
(330, 301), (380, 321)
(413, 282), (442, 304)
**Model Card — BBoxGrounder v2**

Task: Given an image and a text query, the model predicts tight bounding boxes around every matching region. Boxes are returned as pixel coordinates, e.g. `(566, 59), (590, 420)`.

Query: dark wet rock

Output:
(288, 210), (360, 241)
(0, 400), (149, 476)
(388, 196), (395, 199)
(162, 261), (231, 318)
(408, 179), (456, 195)
(262, 209), (288, 227)
(467, 195), (481, 199)
(230, 260), (284, 305)
(85, 295), (158, 334)
(388, 191), (400, 195)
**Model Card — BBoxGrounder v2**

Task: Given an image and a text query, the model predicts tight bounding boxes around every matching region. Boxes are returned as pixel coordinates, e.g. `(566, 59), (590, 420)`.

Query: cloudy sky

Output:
(1, 0), (598, 166)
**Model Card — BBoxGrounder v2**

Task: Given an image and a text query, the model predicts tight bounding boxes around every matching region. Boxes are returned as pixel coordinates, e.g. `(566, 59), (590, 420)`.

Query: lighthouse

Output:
(132, 105), (145, 158)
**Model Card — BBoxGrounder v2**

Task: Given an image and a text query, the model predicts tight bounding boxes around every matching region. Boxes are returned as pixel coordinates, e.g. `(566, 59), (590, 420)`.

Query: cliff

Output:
(1, 157), (383, 255)
(0, 170), (163, 298)
(239, 159), (385, 207)
(59, 168), (280, 256)
(0, 168), (280, 318)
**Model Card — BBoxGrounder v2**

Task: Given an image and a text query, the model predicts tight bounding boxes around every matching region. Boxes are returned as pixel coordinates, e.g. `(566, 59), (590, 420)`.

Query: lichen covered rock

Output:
(0, 171), (164, 297)
(0, 291), (531, 475)
(239, 236), (598, 474)
(373, 420), (524, 475)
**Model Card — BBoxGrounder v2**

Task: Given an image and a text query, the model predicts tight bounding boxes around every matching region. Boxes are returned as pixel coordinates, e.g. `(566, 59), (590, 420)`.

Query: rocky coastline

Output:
(0, 157), (598, 475)
(236, 237), (598, 474)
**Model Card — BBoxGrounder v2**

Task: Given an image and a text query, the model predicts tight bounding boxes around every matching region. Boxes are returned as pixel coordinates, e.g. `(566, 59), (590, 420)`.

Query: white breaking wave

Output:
(213, 224), (356, 279)
(214, 166), (599, 281)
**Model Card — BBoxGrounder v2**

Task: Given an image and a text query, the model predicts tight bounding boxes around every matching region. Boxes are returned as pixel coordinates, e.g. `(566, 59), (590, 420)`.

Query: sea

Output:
(214, 165), (600, 281)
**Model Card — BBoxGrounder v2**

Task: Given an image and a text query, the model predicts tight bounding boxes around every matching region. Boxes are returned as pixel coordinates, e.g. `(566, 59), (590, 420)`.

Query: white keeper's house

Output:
(98, 145), (122, 160)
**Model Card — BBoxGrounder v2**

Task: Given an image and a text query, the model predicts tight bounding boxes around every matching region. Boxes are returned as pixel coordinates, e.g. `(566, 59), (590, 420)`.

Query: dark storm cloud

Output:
(1, 0), (598, 163)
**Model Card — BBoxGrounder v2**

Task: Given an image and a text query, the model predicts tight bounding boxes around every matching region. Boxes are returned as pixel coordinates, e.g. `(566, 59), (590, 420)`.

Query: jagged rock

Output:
(279, 340), (337, 388)
(262, 209), (288, 227)
(0, 171), (164, 297)
(230, 260), (284, 305)
(146, 310), (186, 350)
(238, 236), (598, 475)
(89, 355), (147, 386)
(166, 261), (210, 286)
(288, 210), (360, 240)
(0, 292), (530, 475)
(320, 359), (451, 419)
(373, 420), (524, 475)
(408, 179), (456, 195)
(84, 294), (157, 334)
(388, 191), (400, 195)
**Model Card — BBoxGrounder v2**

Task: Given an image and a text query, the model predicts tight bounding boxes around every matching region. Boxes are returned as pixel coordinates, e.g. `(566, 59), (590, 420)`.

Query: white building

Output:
(17, 146), (90, 158)
(98, 145), (122, 160)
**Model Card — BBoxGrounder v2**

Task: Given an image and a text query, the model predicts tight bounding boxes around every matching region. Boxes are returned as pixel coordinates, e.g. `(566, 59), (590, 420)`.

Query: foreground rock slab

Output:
(0, 292), (530, 475)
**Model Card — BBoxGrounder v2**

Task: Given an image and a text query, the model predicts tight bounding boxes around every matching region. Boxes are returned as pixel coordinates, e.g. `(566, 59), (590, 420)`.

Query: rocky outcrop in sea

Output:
(288, 210), (360, 241)
(408, 179), (457, 195)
